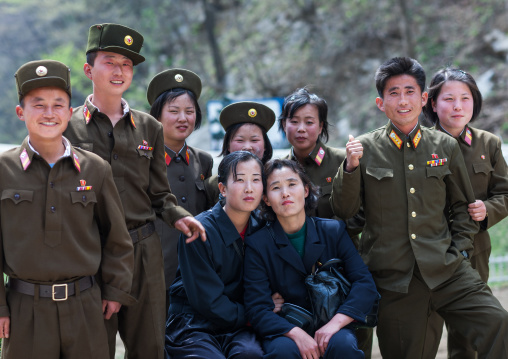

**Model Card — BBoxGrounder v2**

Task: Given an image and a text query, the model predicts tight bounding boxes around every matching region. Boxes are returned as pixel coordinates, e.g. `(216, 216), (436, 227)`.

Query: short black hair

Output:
(261, 158), (319, 222)
(219, 122), (273, 164)
(423, 67), (483, 124)
(86, 52), (98, 66)
(375, 57), (426, 98)
(278, 87), (329, 143)
(149, 88), (202, 129)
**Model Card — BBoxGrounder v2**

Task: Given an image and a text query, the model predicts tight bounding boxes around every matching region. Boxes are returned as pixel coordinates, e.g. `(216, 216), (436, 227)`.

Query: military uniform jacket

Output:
(204, 174), (220, 207)
(162, 143), (213, 214)
(285, 142), (345, 219)
(0, 138), (135, 317)
(63, 98), (191, 230)
(285, 142), (364, 241)
(243, 217), (378, 339)
(168, 202), (263, 332)
(437, 123), (508, 255)
(156, 143), (213, 287)
(330, 121), (479, 293)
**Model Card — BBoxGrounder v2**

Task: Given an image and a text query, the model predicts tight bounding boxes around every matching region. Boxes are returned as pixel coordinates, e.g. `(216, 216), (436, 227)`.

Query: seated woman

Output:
(244, 159), (378, 359)
(166, 151), (264, 359)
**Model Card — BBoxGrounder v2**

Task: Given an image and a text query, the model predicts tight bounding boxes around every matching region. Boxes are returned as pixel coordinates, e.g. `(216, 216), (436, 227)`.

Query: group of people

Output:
(0, 21), (507, 359)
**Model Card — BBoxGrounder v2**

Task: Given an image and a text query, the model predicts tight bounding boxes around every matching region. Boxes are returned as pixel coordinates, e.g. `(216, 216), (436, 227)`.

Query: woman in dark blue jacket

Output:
(244, 159), (378, 359)
(166, 151), (265, 359)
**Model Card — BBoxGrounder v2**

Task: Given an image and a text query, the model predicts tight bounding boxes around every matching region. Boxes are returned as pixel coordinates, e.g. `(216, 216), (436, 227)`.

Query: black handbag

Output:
(278, 303), (315, 335)
(305, 258), (380, 330)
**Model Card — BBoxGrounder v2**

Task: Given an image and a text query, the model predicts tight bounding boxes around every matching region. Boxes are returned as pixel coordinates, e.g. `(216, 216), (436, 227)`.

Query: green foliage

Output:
(489, 217), (508, 256)
(42, 44), (90, 107)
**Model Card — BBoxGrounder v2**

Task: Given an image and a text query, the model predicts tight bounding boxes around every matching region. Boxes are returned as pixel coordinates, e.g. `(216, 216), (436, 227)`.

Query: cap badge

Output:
(175, 74), (183, 82)
(481, 155), (486, 160)
(36, 66), (48, 77)
(124, 35), (133, 46)
(248, 108), (257, 118)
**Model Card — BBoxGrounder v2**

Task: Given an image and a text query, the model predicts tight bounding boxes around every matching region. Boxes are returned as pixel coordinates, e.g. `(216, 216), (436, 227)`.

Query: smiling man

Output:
(63, 23), (206, 359)
(330, 57), (508, 358)
(0, 60), (134, 359)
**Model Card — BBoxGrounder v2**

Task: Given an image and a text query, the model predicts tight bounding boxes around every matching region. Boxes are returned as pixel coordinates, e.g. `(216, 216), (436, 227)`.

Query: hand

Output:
(285, 327), (320, 359)
(314, 313), (354, 356)
(174, 216), (206, 243)
(468, 200), (487, 221)
(271, 292), (284, 313)
(345, 135), (363, 172)
(102, 300), (121, 320)
(0, 317), (9, 338)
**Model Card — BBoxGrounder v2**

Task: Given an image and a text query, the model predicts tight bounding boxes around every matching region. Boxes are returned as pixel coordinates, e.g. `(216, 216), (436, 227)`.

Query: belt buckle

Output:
(52, 283), (68, 301)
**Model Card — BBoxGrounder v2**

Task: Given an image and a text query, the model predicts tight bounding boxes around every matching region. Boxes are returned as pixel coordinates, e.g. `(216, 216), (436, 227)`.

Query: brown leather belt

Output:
(129, 221), (155, 244)
(8, 276), (94, 301)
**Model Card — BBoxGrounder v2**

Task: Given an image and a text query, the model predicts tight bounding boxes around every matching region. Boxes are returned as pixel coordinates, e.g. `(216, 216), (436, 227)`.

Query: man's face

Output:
(84, 51), (133, 96)
(375, 74), (428, 133)
(16, 87), (72, 143)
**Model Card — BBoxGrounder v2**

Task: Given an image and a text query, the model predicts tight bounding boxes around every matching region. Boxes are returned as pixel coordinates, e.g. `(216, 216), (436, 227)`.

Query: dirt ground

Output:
(115, 285), (508, 359)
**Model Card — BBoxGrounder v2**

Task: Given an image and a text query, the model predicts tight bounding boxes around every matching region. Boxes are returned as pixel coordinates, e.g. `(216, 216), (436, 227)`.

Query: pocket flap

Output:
(70, 191), (97, 207)
(1, 189), (34, 204)
(426, 166), (452, 179)
(472, 162), (493, 175)
(366, 167), (393, 181)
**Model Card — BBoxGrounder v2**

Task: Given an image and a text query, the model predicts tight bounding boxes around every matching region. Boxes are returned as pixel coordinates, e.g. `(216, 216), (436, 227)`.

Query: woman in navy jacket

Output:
(244, 159), (378, 359)
(166, 151), (265, 359)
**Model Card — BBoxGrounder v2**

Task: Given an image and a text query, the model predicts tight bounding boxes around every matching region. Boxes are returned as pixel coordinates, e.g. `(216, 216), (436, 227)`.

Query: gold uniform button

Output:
(410, 188), (415, 194)
(407, 142), (411, 148)
(411, 234), (416, 239)
(408, 164), (414, 170)
(412, 211), (416, 217)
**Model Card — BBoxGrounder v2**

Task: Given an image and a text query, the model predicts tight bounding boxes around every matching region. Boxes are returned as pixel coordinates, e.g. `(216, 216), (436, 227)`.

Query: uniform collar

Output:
(19, 136), (81, 172)
(291, 141), (326, 166)
(435, 122), (472, 147)
(386, 121), (422, 150)
(212, 202), (246, 248)
(459, 125), (473, 146)
(83, 95), (136, 128)
(164, 143), (189, 166)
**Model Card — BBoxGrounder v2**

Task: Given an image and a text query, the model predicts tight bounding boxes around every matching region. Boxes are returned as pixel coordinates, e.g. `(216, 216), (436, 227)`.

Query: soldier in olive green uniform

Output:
(422, 68), (508, 359)
(204, 101), (275, 205)
(0, 60), (134, 359)
(330, 57), (508, 358)
(147, 68), (213, 308)
(63, 24), (206, 359)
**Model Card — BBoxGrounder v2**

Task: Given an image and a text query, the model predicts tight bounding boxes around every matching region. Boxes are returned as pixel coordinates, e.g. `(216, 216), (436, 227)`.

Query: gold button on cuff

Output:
(412, 211), (416, 217)
(408, 164), (414, 170)
(411, 234), (416, 239)
(410, 188), (415, 194)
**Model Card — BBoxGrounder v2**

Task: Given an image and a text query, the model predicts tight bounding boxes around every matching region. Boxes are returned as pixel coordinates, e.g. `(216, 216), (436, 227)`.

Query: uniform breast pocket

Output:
(472, 162), (493, 176)
(195, 180), (205, 192)
(70, 191), (97, 208)
(1, 189), (34, 205)
(364, 167), (394, 210)
(136, 147), (154, 160)
(366, 167), (393, 181)
(426, 166), (451, 180)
